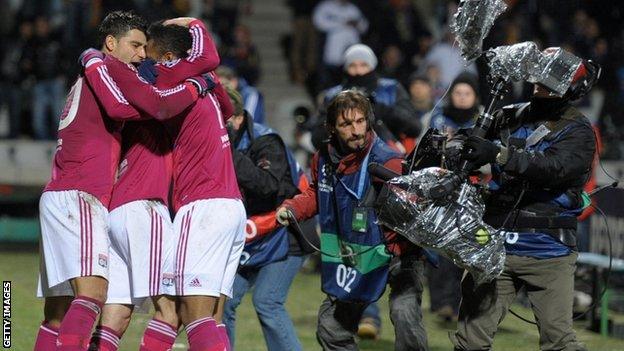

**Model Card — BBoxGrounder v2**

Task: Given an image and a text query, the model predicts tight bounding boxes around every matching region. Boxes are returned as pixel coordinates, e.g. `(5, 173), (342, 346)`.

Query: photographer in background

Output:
(277, 91), (428, 351)
(314, 44), (421, 154)
(223, 87), (313, 351)
(451, 52), (600, 351)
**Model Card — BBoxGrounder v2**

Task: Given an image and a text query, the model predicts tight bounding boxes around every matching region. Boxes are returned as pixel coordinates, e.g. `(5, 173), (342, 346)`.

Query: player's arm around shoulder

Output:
(160, 17), (219, 79)
(103, 55), (199, 120)
(81, 54), (142, 121)
(184, 19), (219, 69)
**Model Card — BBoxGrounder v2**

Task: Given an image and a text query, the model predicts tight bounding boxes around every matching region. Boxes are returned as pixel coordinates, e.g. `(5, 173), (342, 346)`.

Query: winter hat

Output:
(343, 44), (378, 71)
(449, 72), (479, 97)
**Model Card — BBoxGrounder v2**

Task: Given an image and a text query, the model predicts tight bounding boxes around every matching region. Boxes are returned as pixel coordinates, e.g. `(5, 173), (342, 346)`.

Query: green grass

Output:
(2, 251), (623, 350)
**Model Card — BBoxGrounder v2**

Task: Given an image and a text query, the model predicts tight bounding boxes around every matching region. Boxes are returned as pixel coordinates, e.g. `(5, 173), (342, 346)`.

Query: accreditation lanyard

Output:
(337, 151), (371, 201)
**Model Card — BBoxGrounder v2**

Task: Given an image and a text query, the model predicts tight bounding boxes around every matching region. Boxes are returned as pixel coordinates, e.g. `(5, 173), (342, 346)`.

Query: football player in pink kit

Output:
(87, 17), (222, 351)
(35, 11), (209, 351)
(144, 20), (246, 351)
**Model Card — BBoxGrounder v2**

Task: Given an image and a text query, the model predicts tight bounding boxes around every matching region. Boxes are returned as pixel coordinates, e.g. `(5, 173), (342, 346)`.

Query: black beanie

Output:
(450, 72), (479, 98)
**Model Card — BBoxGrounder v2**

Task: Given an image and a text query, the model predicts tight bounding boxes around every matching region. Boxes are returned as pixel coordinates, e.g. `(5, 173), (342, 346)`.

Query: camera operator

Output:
(451, 52), (600, 351)
(313, 44), (421, 152)
(276, 90), (428, 351)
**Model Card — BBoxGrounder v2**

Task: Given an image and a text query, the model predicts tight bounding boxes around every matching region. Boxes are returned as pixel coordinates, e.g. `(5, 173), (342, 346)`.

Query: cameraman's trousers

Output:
(316, 254), (428, 351)
(451, 253), (587, 351)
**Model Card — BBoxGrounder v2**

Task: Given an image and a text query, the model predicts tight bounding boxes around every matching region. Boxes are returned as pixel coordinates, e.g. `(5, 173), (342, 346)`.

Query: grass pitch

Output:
(2, 251), (623, 350)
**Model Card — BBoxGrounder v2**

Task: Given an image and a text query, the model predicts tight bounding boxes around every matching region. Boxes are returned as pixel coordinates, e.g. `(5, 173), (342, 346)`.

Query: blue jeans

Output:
(224, 255), (306, 351)
(32, 78), (65, 140)
(361, 302), (381, 327)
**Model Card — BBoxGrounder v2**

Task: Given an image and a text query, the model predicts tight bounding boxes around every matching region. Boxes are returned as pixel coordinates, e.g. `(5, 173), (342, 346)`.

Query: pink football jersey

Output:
(44, 65), (143, 206)
(154, 20), (241, 211)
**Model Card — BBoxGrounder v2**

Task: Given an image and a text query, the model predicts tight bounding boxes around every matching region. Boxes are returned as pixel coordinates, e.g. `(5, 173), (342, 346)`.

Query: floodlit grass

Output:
(2, 251), (623, 350)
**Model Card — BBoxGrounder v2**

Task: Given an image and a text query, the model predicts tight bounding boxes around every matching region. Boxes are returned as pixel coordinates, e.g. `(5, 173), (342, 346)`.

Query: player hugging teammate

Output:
(35, 11), (245, 351)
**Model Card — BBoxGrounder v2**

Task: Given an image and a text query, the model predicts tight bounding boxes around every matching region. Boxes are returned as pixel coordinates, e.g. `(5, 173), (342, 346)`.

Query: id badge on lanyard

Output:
(338, 152), (371, 234)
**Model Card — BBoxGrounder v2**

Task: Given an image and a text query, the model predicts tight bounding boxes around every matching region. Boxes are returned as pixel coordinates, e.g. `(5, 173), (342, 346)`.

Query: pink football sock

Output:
(216, 324), (231, 351)
(186, 317), (226, 351)
(89, 326), (121, 351)
(33, 321), (58, 351)
(140, 319), (177, 351)
(57, 296), (103, 351)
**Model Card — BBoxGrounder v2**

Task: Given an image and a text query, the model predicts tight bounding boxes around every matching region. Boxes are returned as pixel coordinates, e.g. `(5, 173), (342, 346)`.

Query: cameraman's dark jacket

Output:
(485, 102), (595, 253)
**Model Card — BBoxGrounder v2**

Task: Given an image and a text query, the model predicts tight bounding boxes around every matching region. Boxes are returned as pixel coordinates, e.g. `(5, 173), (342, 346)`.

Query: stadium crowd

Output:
(284, 0), (623, 159)
(1, 1), (623, 157)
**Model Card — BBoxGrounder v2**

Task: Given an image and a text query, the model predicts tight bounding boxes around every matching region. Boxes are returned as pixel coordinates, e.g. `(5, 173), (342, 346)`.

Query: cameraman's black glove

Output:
(462, 135), (500, 170)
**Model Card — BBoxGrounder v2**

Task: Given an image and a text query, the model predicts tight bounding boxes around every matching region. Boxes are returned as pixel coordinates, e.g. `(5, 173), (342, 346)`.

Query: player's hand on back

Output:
(138, 59), (159, 84)
(186, 73), (216, 97)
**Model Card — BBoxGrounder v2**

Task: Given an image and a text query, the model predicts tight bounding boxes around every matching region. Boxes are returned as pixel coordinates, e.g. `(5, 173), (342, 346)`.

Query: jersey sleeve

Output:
(94, 58), (199, 121)
(181, 20), (220, 73)
(156, 20), (220, 83)
(82, 63), (142, 121)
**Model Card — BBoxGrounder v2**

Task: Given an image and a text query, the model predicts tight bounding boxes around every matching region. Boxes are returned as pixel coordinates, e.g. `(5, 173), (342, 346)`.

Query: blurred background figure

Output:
(222, 24), (261, 86)
(1, 19), (34, 138)
(314, 43), (420, 154)
(30, 15), (65, 140)
(422, 30), (477, 89)
(218, 65), (266, 124)
(402, 73), (434, 152)
(378, 45), (411, 89)
(312, 0), (368, 89)
(290, 105), (317, 169)
(408, 73), (434, 124)
(204, 0), (252, 47)
(423, 63), (447, 104)
(287, 0), (318, 90)
(427, 72), (481, 138)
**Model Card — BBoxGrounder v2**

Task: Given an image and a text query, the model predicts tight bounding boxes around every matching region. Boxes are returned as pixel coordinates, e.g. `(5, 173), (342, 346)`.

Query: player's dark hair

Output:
(97, 11), (147, 45)
(147, 21), (192, 58)
(325, 89), (373, 132)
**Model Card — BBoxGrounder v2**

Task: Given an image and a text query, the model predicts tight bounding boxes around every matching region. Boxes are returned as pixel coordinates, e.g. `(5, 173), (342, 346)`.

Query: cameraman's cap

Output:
(343, 44), (377, 71)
